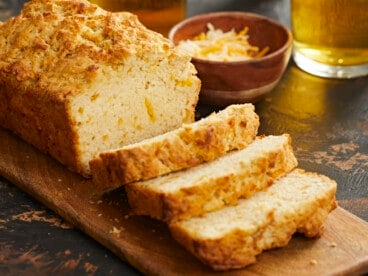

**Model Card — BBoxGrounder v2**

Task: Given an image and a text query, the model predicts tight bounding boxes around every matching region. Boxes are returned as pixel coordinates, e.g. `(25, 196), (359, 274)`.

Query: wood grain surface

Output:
(1, 127), (367, 275)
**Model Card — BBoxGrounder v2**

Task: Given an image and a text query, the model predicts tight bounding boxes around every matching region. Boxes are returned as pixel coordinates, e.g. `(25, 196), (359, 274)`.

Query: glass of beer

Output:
(89, 0), (186, 37)
(291, 0), (368, 78)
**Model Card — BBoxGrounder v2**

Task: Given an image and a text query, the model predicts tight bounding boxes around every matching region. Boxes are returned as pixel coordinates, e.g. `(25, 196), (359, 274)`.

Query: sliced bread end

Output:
(126, 134), (298, 223)
(169, 169), (337, 271)
(90, 103), (259, 191)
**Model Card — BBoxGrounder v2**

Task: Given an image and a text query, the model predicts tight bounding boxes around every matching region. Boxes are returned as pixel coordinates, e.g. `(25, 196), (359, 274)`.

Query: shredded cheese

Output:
(176, 23), (270, 62)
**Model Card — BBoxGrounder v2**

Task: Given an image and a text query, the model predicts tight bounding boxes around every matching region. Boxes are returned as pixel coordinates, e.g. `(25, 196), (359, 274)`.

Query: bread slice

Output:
(90, 104), (259, 191)
(126, 134), (298, 222)
(0, 0), (200, 177)
(169, 169), (337, 271)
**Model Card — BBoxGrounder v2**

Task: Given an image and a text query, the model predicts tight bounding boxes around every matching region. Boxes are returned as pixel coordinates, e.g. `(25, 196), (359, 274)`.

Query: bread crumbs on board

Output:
(310, 259), (318, 265)
(110, 226), (121, 236)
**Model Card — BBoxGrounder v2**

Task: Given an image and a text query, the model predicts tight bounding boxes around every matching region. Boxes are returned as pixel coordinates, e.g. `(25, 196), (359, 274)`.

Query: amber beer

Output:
(90, 0), (186, 36)
(291, 0), (368, 78)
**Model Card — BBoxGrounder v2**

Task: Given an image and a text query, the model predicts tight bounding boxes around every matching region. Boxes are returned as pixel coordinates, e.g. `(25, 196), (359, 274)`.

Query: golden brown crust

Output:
(126, 134), (298, 223)
(0, 0), (173, 94)
(90, 104), (259, 191)
(0, 83), (81, 172)
(0, 0), (199, 176)
(169, 169), (337, 271)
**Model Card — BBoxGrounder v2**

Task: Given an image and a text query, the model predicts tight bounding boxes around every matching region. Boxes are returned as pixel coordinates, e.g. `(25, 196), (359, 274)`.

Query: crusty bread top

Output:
(0, 0), (200, 177)
(0, 0), (185, 95)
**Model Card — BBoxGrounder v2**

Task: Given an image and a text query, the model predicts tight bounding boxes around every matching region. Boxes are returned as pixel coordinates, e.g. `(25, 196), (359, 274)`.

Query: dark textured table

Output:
(1, 0), (367, 275)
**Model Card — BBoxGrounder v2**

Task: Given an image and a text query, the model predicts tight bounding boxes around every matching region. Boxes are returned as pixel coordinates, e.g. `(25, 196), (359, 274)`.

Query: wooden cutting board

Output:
(1, 127), (368, 275)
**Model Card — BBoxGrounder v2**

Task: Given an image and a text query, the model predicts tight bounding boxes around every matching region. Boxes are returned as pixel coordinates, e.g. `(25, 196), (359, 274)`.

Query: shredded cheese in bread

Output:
(176, 23), (270, 62)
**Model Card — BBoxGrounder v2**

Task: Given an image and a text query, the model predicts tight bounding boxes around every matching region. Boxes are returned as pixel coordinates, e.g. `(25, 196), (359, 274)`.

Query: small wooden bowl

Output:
(169, 12), (292, 106)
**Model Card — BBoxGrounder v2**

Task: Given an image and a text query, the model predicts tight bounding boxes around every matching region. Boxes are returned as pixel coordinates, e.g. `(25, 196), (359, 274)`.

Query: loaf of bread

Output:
(90, 104), (259, 191)
(169, 169), (337, 271)
(0, 0), (200, 176)
(126, 134), (298, 222)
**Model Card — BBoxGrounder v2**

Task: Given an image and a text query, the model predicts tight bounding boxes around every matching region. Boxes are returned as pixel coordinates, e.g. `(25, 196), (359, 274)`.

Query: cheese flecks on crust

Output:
(125, 134), (298, 222)
(89, 104), (260, 191)
(0, 0), (200, 176)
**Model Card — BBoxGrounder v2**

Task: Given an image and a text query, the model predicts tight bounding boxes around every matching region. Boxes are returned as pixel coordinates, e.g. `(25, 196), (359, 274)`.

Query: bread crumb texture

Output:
(0, 0), (200, 176)
(90, 104), (260, 191)
(126, 134), (298, 222)
(169, 169), (337, 271)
